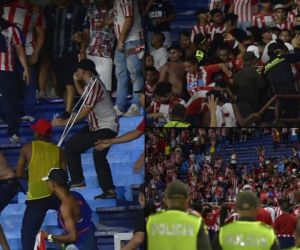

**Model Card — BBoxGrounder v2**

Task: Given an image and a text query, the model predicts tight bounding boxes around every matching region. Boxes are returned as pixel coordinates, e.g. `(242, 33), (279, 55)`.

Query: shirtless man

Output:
(159, 45), (186, 97)
(0, 152), (18, 250)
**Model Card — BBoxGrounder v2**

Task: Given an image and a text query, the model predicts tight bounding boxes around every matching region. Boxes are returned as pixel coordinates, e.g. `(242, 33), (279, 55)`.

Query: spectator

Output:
(145, 66), (158, 105)
(150, 32), (168, 70)
(41, 168), (97, 250)
(0, 6), (29, 143)
(273, 198), (296, 249)
(2, 0), (45, 122)
(43, 0), (86, 119)
(81, 0), (115, 92)
(252, 0), (274, 28)
(146, 0), (175, 51)
(179, 30), (196, 57)
(274, 4), (292, 30)
(113, 0), (144, 117)
(0, 152), (18, 250)
(191, 8), (210, 42)
(52, 59), (118, 199)
(159, 45), (186, 97)
(16, 119), (66, 250)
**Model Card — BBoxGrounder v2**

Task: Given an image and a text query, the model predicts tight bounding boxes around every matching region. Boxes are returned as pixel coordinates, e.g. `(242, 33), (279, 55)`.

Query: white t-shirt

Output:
(151, 47), (168, 70)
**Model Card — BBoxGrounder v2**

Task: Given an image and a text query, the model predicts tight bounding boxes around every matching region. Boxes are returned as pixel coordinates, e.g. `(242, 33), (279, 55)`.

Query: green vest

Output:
(147, 210), (202, 250)
(164, 121), (191, 128)
(219, 221), (276, 250)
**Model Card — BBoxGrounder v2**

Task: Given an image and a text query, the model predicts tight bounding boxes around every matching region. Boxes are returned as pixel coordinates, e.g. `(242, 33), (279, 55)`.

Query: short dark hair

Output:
(184, 55), (198, 65)
(171, 103), (186, 119)
(153, 32), (166, 44)
(145, 66), (157, 73)
(179, 30), (191, 37)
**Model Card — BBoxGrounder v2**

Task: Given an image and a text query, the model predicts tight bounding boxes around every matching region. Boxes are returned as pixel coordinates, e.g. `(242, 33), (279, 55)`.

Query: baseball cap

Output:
(274, 4), (286, 10)
(41, 168), (68, 186)
(166, 180), (188, 199)
(31, 119), (52, 136)
(247, 45), (260, 59)
(236, 191), (259, 210)
(242, 184), (252, 191)
(77, 59), (98, 75)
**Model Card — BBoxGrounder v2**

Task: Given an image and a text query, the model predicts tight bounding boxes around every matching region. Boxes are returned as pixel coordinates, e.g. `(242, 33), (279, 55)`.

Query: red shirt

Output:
(274, 213), (297, 236)
(257, 208), (273, 226)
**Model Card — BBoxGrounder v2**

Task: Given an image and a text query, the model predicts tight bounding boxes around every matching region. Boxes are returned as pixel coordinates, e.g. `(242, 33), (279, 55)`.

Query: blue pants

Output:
(71, 228), (97, 250)
(114, 39), (144, 112)
(278, 236), (295, 249)
(0, 71), (19, 136)
(16, 59), (37, 117)
(21, 195), (60, 250)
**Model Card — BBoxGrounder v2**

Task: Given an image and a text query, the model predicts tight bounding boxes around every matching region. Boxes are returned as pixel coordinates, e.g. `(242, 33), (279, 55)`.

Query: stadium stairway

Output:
(0, 99), (144, 250)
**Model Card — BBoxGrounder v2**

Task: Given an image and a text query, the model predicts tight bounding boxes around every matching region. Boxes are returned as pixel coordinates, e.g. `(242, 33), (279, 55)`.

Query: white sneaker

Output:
(124, 104), (140, 117)
(113, 105), (124, 116)
(21, 115), (35, 123)
(10, 134), (21, 144)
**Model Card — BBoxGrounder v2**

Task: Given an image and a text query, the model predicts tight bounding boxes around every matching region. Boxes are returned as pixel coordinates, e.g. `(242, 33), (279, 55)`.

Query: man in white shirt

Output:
(150, 32), (168, 70)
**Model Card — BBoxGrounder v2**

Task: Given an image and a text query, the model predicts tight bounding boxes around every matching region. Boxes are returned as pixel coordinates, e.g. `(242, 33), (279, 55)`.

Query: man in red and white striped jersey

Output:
(252, 0), (275, 28)
(2, 0), (45, 122)
(209, 8), (226, 41)
(274, 4), (293, 30)
(229, 0), (258, 31)
(52, 59), (119, 200)
(0, 6), (29, 143)
(113, 0), (144, 117)
(191, 8), (210, 42)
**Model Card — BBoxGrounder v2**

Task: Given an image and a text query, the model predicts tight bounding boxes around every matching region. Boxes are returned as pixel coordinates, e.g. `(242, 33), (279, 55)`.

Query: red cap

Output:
(31, 119), (52, 135)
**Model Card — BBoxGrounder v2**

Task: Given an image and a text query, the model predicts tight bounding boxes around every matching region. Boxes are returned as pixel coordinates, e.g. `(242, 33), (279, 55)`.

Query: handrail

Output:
(252, 94), (300, 125)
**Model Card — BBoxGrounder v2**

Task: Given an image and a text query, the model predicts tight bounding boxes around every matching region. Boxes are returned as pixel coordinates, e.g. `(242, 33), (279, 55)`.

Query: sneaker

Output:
(124, 104), (140, 117)
(21, 115), (36, 123)
(69, 181), (86, 189)
(94, 191), (117, 199)
(10, 134), (21, 144)
(113, 105), (124, 116)
(59, 111), (71, 119)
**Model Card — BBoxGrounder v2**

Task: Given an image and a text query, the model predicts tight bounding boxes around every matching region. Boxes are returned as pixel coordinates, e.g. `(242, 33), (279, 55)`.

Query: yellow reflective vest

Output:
(147, 210), (202, 250)
(219, 220), (276, 250)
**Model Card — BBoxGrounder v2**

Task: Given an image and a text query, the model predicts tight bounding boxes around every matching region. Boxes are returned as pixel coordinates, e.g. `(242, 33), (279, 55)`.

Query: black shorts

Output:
(51, 52), (78, 95)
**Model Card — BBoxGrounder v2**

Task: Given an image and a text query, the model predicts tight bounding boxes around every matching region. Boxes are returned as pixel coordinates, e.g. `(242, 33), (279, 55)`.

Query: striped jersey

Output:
(83, 76), (119, 132)
(83, 4), (115, 58)
(114, 0), (143, 42)
(2, 1), (44, 56)
(288, 8), (299, 27)
(190, 23), (211, 42)
(0, 19), (22, 71)
(232, 0), (258, 23)
(252, 12), (275, 28)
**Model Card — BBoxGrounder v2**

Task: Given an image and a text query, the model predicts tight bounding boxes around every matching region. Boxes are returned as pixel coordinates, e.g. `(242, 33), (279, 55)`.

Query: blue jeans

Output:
(21, 195), (60, 250)
(16, 59), (37, 117)
(114, 39), (144, 112)
(71, 228), (97, 250)
(278, 236), (295, 249)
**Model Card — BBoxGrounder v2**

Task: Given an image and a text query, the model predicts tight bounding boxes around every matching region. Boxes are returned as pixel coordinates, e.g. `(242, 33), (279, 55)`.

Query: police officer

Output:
(263, 35), (300, 120)
(212, 191), (280, 250)
(146, 180), (212, 250)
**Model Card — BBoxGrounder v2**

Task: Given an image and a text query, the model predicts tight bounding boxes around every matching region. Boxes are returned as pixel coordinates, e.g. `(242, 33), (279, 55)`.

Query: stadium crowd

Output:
(146, 0), (300, 127)
(0, 0), (145, 249)
(145, 128), (300, 249)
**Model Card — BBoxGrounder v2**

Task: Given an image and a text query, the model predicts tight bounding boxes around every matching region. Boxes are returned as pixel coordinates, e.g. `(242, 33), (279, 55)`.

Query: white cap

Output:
(274, 4), (286, 10)
(242, 184), (252, 191)
(247, 45), (260, 59)
(285, 42), (294, 54)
